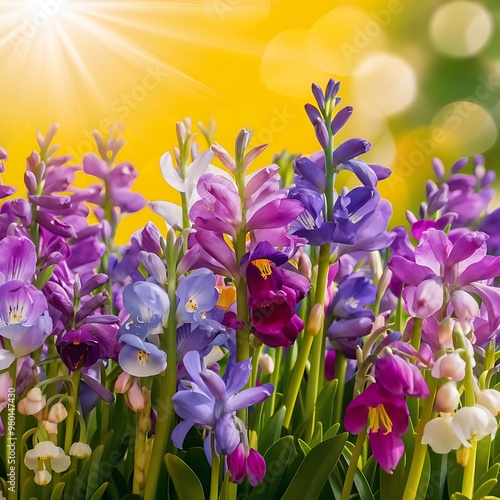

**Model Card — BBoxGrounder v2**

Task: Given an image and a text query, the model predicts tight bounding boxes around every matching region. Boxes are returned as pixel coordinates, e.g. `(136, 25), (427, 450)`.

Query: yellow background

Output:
(1, 0), (499, 243)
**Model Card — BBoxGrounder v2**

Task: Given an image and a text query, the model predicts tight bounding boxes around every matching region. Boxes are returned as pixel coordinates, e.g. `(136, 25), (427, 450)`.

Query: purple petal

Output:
(369, 430), (405, 474)
(446, 232), (488, 267)
(172, 390), (216, 427)
(247, 199), (304, 231)
(387, 256), (433, 286)
(331, 106), (353, 135)
(83, 153), (108, 179)
(337, 159), (378, 188)
(225, 358), (252, 398)
(226, 383), (273, 413)
(333, 138), (371, 166)
(200, 369), (227, 403)
(172, 420), (195, 450)
(247, 449), (266, 486)
(215, 414), (240, 455)
(81, 371), (115, 403)
(457, 255), (500, 285)
(0, 236), (37, 283)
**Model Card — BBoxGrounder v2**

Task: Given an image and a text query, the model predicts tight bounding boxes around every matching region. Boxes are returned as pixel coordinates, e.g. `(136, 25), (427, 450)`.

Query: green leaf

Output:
(298, 439), (311, 455)
(310, 421), (323, 448)
(281, 433), (348, 500)
(89, 483), (109, 500)
(477, 464), (500, 490)
(258, 406), (286, 455)
(447, 450), (464, 498)
(380, 450), (406, 499)
(85, 445), (106, 500)
(164, 453), (205, 500)
(426, 450), (447, 500)
(59, 470), (77, 499)
(20, 476), (37, 500)
(50, 482), (66, 500)
(342, 444), (375, 500)
(34, 264), (56, 289)
(476, 435), (492, 487)
(450, 494), (470, 500)
(362, 455), (378, 489)
(182, 447), (212, 498)
(249, 436), (299, 500)
(315, 380), (338, 431)
(323, 423), (340, 441)
(472, 479), (498, 500)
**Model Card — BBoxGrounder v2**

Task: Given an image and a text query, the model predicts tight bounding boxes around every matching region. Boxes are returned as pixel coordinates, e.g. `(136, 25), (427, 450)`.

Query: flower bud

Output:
(477, 389), (500, 416)
(34, 469), (52, 486)
(126, 382), (145, 412)
(227, 443), (246, 484)
(115, 371), (132, 394)
(431, 352), (466, 382)
(18, 387), (46, 416)
(408, 277), (443, 318)
(258, 354), (274, 376)
(48, 403), (68, 424)
(438, 317), (455, 346)
(451, 290), (479, 332)
(42, 420), (58, 434)
(434, 381), (460, 413)
(69, 442), (92, 459)
(247, 448), (266, 487)
(306, 303), (324, 336)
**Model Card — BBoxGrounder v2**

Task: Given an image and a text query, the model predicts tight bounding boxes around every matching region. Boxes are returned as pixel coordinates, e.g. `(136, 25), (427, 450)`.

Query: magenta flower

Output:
(345, 383), (409, 474)
(245, 242), (310, 348)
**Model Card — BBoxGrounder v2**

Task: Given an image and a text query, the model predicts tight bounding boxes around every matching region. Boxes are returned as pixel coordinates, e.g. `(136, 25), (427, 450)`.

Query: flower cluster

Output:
(0, 80), (500, 500)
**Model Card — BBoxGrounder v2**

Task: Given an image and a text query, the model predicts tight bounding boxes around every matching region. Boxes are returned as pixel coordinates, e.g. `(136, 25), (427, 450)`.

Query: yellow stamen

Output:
(368, 404), (393, 435)
(138, 350), (148, 364)
(252, 259), (273, 279)
(187, 298), (198, 312)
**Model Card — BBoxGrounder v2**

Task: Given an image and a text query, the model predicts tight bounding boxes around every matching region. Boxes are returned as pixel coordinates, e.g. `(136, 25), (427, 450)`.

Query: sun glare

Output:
(0, 1), (217, 128)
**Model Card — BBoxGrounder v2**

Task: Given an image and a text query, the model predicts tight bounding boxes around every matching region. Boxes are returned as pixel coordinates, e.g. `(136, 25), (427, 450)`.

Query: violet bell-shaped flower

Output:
(172, 351), (273, 456)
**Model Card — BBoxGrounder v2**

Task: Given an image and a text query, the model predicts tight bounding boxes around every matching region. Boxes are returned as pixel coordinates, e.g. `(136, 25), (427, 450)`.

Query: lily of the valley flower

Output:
(24, 441), (71, 485)
(18, 387), (46, 417)
(422, 415), (462, 454)
(69, 442), (92, 459)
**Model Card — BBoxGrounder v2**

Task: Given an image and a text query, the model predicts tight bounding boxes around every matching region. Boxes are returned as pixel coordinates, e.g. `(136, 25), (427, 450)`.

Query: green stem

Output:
(6, 361), (17, 500)
(341, 428), (367, 500)
(251, 345), (262, 387)
(143, 236), (178, 500)
(410, 318), (423, 350)
(402, 375), (438, 499)
(133, 412), (146, 495)
(461, 338), (477, 497)
(462, 438), (477, 498)
(282, 333), (314, 429)
(64, 369), (82, 454)
(210, 434), (220, 500)
(333, 352), (347, 425)
(303, 243), (331, 440)
(263, 347), (282, 422)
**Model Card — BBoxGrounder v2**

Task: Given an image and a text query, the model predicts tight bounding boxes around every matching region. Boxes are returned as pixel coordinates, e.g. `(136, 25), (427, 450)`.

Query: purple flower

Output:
(227, 444), (266, 486)
(56, 328), (100, 372)
(374, 352), (429, 398)
(345, 383), (409, 474)
(388, 229), (500, 331)
(326, 274), (376, 358)
(83, 153), (146, 214)
(176, 269), (220, 325)
(0, 281), (52, 368)
(172, 351), (273, 456)
(245, 242), (310, 348)
(0, 236), (37, 283)
(118, 333), (167, 377)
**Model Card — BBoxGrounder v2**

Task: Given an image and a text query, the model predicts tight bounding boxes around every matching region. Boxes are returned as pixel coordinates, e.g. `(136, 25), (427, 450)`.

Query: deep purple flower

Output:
(245, 242), (310, 348)
(345, 383), (409, 474)
(172, 351), (273, 456)
(56, 328), (101, 372)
